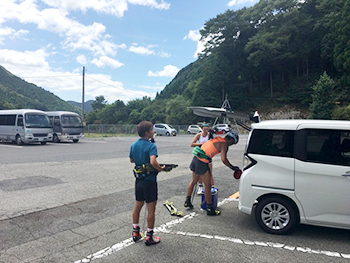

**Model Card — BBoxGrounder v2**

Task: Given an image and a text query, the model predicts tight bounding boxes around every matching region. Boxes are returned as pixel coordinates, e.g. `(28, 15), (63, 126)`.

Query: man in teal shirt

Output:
(129, 121), (164, 246)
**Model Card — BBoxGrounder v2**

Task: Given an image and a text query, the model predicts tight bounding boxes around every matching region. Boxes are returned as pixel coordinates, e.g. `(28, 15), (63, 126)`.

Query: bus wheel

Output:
(73, 139), (79, 143)
(53, 134), (60, 143)
(41, 142), (47, 145)
(16, 135), (23, 145)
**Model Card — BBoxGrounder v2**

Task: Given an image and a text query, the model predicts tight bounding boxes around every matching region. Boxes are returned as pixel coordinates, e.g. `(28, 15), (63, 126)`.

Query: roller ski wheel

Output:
(164, 200), (183, 217)
(145, 231), (161, 246)
(132, 226), (142, 242)
(207, 204), (221, 216)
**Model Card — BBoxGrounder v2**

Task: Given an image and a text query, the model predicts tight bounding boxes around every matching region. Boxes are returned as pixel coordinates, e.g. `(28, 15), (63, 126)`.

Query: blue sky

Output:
(0, 0), (259, 104)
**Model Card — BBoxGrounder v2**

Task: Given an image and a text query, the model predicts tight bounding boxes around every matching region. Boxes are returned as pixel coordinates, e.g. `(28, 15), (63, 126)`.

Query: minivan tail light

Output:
(243, 154), (257, 171)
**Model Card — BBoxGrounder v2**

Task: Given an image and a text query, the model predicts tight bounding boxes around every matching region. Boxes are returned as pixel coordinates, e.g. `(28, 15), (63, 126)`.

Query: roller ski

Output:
(159, 164), (178, 172)
(184, 196), (194, 209)
(164, 200), (183, 217)
(132, 226), (142, 242)
(145, 230), (161, 246)
(206, 203), (221, 216)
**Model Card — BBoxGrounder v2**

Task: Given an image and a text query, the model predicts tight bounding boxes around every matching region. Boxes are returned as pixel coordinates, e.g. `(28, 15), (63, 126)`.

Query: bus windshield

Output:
(61, 115), (83, 128)
(25, 113), (52, 128)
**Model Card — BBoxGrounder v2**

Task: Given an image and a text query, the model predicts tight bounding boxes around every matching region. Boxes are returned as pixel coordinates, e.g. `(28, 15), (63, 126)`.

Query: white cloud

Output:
(227, 0), (256, 7)
(148, 65), (179, 77)
(183, 29), (201, 41)
(0, 48), (154, 102)
(41, 0), (170, 17)
(76, 54), (87, 65)
(91, 56), (124, 68)
(84, 75), (150, 102)
(129, 45), (156, 55)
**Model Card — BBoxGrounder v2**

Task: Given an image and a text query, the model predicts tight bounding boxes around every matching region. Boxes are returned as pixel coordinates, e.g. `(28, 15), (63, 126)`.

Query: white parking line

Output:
(74, 199), (350, 262)
(157, 229), (350, 260)
(0, 144), (23, 149)
(81, 141), (107, 144)
(74, 212), (198, 263)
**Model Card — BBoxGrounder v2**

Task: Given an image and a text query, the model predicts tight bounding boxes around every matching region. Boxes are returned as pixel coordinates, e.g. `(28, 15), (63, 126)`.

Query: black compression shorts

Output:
(135, 179), (158, 203)
(189, 156), (210, 175)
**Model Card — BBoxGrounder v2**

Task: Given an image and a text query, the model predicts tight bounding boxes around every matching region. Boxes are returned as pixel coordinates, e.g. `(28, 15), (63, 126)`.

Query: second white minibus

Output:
(46, 111), (84, 143)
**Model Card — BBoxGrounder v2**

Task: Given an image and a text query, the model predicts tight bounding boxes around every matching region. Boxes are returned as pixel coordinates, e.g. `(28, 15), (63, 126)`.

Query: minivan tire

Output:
(166, 132), (170, 136)
(16, 135), (23, 146)
(255, 196), (299, 235)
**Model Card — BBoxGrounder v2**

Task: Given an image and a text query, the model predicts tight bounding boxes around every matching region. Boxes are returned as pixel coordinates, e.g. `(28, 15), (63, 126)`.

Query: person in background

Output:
(190, 124), (214, 194)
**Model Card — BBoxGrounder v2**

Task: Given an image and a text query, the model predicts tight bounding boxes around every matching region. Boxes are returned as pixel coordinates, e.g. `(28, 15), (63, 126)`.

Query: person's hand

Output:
(232, 166), (240, 171)
(160, 165), (166, 172)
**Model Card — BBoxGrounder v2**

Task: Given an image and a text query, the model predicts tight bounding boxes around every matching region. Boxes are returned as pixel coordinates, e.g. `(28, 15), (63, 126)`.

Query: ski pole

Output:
(142, 203), (147, 238)
(191, 182), (197, 204)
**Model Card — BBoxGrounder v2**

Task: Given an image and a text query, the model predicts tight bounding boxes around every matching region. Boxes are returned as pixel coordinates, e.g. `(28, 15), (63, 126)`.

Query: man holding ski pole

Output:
(130, 121), (165, 245)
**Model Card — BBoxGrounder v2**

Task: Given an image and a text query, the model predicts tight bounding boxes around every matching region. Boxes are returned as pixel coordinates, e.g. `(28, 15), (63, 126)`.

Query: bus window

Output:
(17, 115), (24, 126)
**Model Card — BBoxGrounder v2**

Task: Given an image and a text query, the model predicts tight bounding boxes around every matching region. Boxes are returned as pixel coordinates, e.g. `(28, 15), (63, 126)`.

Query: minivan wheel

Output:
(166, 132), (170, 136)
(40, 142), (47, 145)
(16, 135), (23, 145)
(255, 196), (299, 235)
(187, 131), (191, 134)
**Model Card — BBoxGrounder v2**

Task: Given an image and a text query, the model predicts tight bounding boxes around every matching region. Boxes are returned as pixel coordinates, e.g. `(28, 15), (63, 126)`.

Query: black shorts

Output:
(135, 179), (158, 203)
(189, 156), (210, 175)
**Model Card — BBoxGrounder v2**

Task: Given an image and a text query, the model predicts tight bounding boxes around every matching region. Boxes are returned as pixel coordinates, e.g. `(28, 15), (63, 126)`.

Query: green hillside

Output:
(0, 65), (79, 112)
(157, 0), (350, 114)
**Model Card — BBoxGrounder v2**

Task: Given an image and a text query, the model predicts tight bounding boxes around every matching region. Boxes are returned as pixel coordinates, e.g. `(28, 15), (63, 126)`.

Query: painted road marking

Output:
(156, 229), (350, 260)
(74, 212), (198, 263)
(0, 144), (23, 149)
(229, 191), (239, 199)
(74, 198), (349, 262)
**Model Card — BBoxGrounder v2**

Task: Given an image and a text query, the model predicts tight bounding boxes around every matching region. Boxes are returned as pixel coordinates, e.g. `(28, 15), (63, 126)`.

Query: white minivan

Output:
(239, 120), (350, 234)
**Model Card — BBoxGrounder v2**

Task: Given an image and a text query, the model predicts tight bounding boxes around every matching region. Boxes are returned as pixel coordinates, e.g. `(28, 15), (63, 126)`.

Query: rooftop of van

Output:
(252, 119), (350, 130)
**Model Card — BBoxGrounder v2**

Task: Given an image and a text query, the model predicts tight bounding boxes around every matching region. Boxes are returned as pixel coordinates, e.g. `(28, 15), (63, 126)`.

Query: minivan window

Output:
(304, 129), (350, 166)
(247, 129), (294, 157)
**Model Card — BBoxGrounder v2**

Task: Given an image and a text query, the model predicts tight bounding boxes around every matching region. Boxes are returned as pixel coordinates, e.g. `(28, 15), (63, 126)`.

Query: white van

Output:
(46, 111), (84, 143)
(239, 120), (350, 234)
(0, 109), (53, 145)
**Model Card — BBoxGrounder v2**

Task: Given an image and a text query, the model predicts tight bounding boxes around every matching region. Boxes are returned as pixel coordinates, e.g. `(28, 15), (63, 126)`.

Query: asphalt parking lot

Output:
(0, 135), (349, 262)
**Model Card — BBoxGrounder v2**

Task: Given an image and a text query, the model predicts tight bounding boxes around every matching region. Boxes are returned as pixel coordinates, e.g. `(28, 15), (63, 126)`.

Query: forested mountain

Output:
(68, 100), (93, 112)
(85, 0), (350, 125)
(0, 65), (79, 112)
(157, 0), (350, 114)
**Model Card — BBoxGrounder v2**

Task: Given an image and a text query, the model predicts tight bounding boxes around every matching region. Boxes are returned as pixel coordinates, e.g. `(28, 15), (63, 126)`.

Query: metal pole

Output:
(82, 66), (85, 123)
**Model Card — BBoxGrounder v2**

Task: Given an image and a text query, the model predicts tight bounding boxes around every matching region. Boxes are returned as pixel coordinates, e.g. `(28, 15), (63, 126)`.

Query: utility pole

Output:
(82, 66), (85, 123)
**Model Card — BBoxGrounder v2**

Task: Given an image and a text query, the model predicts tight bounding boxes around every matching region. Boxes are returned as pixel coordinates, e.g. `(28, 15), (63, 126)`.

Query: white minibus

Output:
(45, 111), (84, 143)
(0, 109), (53, 145)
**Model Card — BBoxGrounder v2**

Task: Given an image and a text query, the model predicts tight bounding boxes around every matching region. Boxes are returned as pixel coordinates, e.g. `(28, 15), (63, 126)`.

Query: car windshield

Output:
(25, 113), (51, 128)
(61, 115), (83, 127)
(168, 124), (174, 129)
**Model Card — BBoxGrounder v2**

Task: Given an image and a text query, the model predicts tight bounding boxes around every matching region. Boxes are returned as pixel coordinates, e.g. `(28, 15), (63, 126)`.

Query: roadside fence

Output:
(85, 124), (189, 136)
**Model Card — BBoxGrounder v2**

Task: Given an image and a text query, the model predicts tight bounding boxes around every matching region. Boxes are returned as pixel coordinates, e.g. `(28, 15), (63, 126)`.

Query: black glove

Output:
(231, 166), (240, 171)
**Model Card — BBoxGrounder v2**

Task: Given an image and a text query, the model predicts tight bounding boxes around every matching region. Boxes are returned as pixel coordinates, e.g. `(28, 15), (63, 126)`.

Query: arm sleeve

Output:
(149, 144), (158, 158)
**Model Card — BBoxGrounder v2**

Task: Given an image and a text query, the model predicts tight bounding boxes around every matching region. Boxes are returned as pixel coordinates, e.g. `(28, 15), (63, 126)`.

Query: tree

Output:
(309, 72), (335, 119)
(91, 95), (107, 111)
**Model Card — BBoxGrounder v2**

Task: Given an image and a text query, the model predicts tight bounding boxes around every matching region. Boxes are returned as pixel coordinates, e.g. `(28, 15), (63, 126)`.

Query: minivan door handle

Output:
(341, 171), (350, 177)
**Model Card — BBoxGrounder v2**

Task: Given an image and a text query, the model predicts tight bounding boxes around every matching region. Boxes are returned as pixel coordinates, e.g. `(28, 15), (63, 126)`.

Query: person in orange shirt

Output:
(185, 130), (239, 215)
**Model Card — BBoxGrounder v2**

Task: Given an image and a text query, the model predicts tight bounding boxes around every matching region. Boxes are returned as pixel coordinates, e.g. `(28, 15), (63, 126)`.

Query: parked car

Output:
(187, 125), (202, 134)
(213, 124), (231, 134)
(239, 119), (350, 235)
(153, 123), (177, 136)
